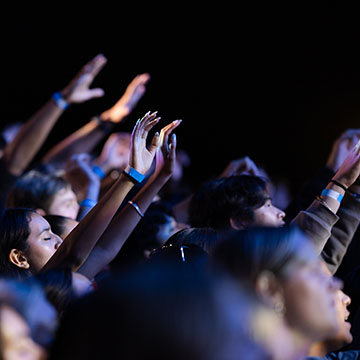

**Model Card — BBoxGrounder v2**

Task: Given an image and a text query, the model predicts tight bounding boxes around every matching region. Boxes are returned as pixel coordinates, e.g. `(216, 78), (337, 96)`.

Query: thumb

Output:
(148, 132), (160, 155)
(87, 88), (105, 99)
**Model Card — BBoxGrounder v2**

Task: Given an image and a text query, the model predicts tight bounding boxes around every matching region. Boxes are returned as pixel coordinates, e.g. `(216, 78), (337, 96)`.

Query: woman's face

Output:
(280, 252), (340, 342)
(253, 198), (286, 227)
(25, 213), (63, 272)
(0, 305), (46, 360)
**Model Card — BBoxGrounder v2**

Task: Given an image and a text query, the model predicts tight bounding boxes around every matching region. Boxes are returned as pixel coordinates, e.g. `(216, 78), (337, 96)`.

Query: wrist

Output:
(52, 91), (70, 110)
(123, 165), (145, 184)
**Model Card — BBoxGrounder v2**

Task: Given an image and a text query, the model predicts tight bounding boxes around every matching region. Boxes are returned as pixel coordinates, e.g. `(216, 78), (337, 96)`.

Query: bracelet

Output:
(52, 92), (69, 110)
(122, 165), (145, 184)
(79, 198), (97, 208)
(92, 115), (115, 134)
(128, 201), (144, 217)
(92, 165), (106, 179)
(316, 195), (335, 213)
(321, 189), (344, 203)
(330, 179), (348, 192)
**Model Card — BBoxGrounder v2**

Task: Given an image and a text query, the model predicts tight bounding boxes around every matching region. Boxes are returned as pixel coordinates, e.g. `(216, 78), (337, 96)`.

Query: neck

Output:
(308, 342), (328, 357)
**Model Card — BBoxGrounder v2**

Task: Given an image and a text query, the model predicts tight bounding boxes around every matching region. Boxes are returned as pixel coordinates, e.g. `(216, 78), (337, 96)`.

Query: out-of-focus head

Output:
(43, 215), (79, 240)
(48, 261), (277, 359)
(7, 170), (79, 220)
(212, 225), (340, 343)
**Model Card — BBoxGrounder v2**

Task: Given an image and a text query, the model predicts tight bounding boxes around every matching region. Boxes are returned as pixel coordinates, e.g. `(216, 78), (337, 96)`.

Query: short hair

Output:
(0, 208), (35, 279)
(43, 214), (75, 239)
(188, 175), (269, 229)
(6, 170), (70, 213)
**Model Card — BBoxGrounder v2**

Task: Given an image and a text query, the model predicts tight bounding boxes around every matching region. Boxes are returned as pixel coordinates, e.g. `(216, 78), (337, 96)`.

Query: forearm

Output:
(2, 98), (64, 175)
(78, 172), (171, 279)
(41, 173), (134, 272)
(41, 118), (112, 168)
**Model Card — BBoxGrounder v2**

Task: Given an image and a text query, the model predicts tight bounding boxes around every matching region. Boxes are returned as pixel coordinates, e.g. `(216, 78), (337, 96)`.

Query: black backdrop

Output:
(2, 5), (360, 195)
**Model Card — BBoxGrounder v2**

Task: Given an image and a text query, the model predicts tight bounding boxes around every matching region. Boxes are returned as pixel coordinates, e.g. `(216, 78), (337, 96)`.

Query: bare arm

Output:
(78, 120), (181, 279)
(40, 111), (161, 273)
(41, 73), (150, 169)
(2, 54), (107, 176)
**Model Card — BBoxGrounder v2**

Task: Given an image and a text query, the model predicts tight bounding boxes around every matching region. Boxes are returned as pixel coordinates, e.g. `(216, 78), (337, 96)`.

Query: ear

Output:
(9, 249), (30, 269)
(36, 208), (46, 216)
(255, 270), (284, 310)
(229, 217), (244, 230)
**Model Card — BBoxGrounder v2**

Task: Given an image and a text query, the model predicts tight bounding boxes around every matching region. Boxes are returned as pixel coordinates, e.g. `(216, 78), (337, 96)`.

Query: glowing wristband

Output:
(79, 199), (97, 208)
(92, 165), (106, 179)
(321, 189), (343, 203)
(52, 92), (69, 110)
(122, 165), (145, 184)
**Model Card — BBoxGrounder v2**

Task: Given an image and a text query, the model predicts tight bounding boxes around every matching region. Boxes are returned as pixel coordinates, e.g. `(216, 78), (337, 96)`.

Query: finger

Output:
(87, 88), (105, 99)
(148, 132), (160, 155)
(169, 133), (177, 160)
(160, 120), (182, 147)
(84, 54), (108, 77)
(144, 117), (161, 133)
(138, 111), (158, 132)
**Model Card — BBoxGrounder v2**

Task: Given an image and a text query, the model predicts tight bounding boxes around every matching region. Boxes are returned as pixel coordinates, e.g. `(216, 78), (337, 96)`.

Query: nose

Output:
(54, 235), (63, 250)
(276, 207), (286, 220)
(342, 291), (351, 307)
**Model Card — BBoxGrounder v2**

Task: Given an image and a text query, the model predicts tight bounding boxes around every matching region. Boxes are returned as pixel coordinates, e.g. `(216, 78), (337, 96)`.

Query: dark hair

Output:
(6, 170), (70, 213)
(212, 225), (310, 285)
(43, 214), (75, 239)
(0, 208), (35, 279)
(33, 268), (74, 319)
(111, 209), (176, 271)
(189, 175), (269, 229)
(48, 261), (269, 360)
(164, 227), (221, 254)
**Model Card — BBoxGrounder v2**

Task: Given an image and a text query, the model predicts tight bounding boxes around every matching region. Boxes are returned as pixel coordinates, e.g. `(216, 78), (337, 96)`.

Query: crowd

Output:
(1, 53), (360, 359)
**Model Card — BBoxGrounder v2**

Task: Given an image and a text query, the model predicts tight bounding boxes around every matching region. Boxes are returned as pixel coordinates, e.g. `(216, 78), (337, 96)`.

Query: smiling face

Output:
(24, 213), (63, 272)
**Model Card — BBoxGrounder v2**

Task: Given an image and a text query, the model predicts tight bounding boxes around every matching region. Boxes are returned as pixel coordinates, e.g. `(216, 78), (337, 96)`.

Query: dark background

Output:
(2, 5), (360, 196)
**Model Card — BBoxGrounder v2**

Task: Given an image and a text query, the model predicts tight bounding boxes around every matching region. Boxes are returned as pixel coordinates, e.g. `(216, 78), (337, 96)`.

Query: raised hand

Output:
(61, 54), (107, 104)
(100, 73), (151, 123)
(130, 111), (161, 175)
(326, 129), (360, 172)
(332, 139), (360, 188)
(219, 156), (268, 179)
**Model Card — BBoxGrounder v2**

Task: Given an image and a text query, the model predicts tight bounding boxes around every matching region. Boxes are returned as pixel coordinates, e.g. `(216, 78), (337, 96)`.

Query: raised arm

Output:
(2, 54), (107, 176)
(40, 111), (161, 273)
(41, 73), (150, 169)
(77, 119), (181, 279)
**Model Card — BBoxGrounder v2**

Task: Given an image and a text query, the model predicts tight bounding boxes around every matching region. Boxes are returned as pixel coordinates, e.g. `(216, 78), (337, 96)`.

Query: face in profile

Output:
(253, 198), (286, 228)
(280, 248), (340, 342)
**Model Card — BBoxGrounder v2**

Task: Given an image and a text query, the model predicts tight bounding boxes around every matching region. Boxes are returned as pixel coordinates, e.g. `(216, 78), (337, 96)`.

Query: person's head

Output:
(0, 277), (58, 352)
(316, 261), (352, 353)
(0, 208), (63, 278)
(212, 225), (341, 345)
(112, 208), (187, 271)
(189, 175), (285, 230)
(48, 260), (274, 360)
(43, 215), (79, 239)
(7, 170), (80, 220)
(163, 227), (221, 254)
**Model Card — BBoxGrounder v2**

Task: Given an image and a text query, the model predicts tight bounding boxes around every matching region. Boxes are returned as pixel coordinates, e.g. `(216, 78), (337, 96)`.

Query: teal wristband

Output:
(123, 165), (145, 184)
(321, 189), (343, 203)
(52, 92), (69, 110)
(92, 165), (106, 179)
(79, 199), (97, 208)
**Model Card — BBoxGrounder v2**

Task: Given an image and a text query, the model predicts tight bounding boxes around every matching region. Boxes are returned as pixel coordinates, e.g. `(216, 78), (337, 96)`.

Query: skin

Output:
(253, 198), (286, 227)
(0, 305), (46, 360)
(25, 213), (63, 272)
(47, 187), (80, 220)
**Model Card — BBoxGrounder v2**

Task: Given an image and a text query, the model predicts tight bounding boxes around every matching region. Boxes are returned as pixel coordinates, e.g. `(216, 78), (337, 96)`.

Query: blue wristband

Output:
(79, 199), (97, 208)
(52, 91), (69, 110)
(92, 165), (106, 179)
(123, 165), (145, 184)
(321, 189), (344, 203)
